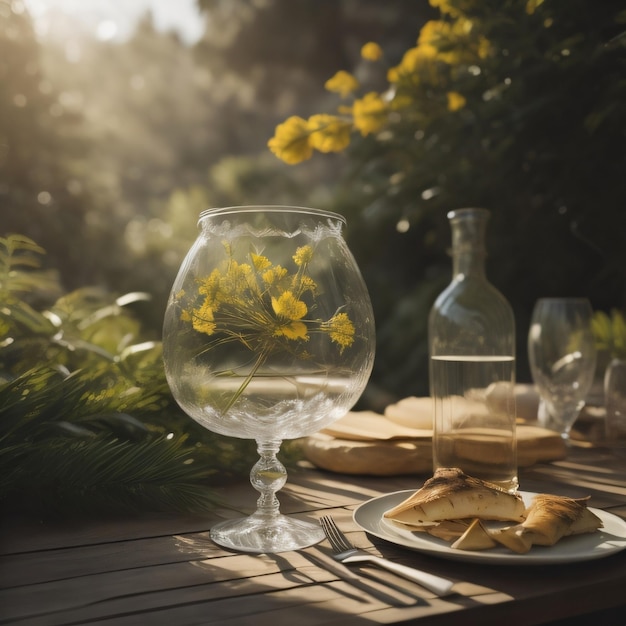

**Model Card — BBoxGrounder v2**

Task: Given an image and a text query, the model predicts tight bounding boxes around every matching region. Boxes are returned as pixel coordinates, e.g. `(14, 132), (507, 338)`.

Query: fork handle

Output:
(347, 555), (455, 596)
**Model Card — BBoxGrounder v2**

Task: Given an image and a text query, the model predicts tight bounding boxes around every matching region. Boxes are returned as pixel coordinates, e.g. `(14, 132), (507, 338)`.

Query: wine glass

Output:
(162, 206), (375, 553)
(527, 298), (597, 441)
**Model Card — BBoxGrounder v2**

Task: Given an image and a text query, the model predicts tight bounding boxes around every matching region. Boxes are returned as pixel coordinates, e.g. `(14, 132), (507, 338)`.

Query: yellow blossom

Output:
(526, 0), (545, 14)
(326, 312), (355, 352)
(442, 18), (491, 64)
(352, 92), (388, 136)
(413, 18), (491, 66)
(274, 321), (308, 341)
(428, 0), (461, 16)
(297, 275), (317, 294)
(387, 46), (438, 84)
(262, 265), (288, 285)
(251, 253), (272, 271)
(293, 245), (314, 266)
(271, 291), (307, 321)
(324, 70), (359, 97)
(418, 20), (449, 56)
(267, 116), (313, 164)
(476, 35), (491, 59)
(197, 269), (222, 306)
(271, 291), (309, 341)
(361, 42), (383, 61)
(191, 299), (216, 336)
(221, 261), (256, 298)
(308, 114), (352, 153)
(447, 91), (466, 111)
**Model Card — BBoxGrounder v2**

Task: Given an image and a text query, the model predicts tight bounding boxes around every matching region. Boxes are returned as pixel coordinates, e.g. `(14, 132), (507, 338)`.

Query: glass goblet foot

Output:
(210, 513), (324, 554)
(210, 440), (324, 553)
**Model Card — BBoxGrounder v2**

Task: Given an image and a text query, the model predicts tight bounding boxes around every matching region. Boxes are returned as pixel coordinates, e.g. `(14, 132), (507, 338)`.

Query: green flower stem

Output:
(221, 348), (269, 415)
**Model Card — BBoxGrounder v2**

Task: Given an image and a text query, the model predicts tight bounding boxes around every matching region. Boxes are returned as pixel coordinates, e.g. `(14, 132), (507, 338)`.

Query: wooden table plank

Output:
(0, 446), (625, 625)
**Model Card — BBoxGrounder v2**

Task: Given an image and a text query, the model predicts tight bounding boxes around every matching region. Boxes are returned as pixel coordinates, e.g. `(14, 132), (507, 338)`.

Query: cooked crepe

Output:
(383, 467), (526, 528)
(492, 494), (603, 553)
(451, 518), (497, 551)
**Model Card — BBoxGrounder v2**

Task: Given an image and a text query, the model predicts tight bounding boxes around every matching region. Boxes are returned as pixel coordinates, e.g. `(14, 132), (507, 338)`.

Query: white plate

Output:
(353, 490), (626, 565)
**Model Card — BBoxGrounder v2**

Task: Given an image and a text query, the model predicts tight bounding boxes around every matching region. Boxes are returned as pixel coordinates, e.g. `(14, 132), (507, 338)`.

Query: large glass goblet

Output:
(163, 206), (375, 553)
(527, 298), (597, 442)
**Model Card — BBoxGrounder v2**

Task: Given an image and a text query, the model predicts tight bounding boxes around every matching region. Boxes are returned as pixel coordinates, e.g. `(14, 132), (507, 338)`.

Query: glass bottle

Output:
(604, 357), (626, 446)
(428, 208), (518, 492)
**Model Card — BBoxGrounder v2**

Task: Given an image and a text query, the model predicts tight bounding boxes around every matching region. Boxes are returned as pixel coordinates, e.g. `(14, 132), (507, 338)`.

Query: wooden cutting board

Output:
(303, 425), (566, 476)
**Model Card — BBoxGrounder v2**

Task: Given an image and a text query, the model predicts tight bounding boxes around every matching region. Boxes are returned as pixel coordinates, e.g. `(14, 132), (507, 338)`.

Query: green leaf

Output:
(0, 236), (262, 518)
(0, 234), (61, 299)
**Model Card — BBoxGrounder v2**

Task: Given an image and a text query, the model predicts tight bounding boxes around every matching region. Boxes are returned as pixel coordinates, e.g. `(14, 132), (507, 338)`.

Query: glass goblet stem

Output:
(251, 440), (287, 518)
(209, 438), (324, 552)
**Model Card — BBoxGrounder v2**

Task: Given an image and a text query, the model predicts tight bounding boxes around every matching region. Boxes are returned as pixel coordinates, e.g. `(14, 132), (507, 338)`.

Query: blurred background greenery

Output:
(3, 0), (625, 394)
(1, 0), (625, 514)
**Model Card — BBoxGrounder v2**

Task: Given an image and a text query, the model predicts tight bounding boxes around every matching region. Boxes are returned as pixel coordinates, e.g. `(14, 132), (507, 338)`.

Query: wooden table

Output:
(1, 446), (625, 625)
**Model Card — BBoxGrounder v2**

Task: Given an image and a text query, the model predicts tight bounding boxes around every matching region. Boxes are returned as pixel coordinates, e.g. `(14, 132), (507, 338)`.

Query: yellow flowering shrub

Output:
(387, 46), (441, 85)
(267, 0), (487, 164)
(352, 93), (388, 136)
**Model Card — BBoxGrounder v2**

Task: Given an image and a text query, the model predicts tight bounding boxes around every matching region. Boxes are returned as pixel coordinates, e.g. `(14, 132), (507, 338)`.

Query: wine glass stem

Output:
(251, 440), (287, 519)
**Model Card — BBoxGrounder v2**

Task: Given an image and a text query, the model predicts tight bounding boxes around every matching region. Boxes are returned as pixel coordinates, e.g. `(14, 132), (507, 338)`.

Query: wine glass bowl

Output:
(527, 298), (596, 442)
(163, 206), (375, 553)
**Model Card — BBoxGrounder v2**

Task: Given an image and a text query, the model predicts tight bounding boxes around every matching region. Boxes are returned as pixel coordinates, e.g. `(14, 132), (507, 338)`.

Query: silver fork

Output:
(320, 516), (455, 596)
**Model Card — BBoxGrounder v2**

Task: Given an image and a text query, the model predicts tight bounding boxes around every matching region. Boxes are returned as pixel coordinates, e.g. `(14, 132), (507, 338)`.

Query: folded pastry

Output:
(383, 467), (526, 528)
(492, 494), (603, 554)
(419, 519), (470, 541)
(451, 518), (497, 551)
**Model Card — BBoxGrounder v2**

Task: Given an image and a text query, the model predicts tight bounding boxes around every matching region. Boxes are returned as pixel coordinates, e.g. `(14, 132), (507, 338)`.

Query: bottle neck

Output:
(449, 208), (488, 280)
(452, 248), (486, 279)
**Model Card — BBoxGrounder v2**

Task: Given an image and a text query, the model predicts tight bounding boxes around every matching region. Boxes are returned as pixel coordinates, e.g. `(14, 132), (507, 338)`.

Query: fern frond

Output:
(0, 235), (262, 518)
(0, 435), (228, 516)
(0, 234), (61, 300)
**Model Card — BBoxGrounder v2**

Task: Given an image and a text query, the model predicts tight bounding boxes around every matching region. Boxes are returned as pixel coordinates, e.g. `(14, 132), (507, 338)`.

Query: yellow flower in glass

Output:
(271, 292), (308, 340)
(178, 242), (356, 412)
(163, 206), (376, 554)
(325, 312), (356, 353)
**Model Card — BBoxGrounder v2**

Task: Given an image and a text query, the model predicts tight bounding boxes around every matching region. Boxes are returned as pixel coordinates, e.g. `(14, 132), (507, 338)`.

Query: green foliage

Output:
(592, 309), (626, 359)
(0, 235), (259, 517)
(2, 2), (425, 340)
(8, 0), (624, 408)
(288, 0), (626, 393)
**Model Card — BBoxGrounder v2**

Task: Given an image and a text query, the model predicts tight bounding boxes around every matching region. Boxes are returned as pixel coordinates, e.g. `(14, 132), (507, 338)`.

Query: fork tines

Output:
(320, 516), (354, 553)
